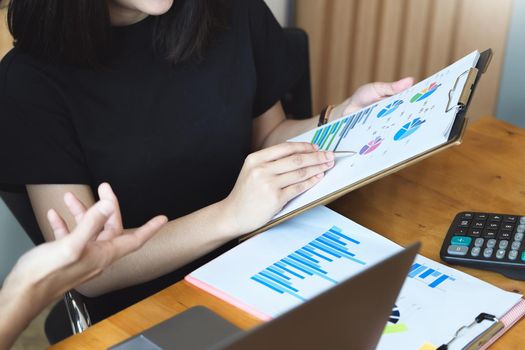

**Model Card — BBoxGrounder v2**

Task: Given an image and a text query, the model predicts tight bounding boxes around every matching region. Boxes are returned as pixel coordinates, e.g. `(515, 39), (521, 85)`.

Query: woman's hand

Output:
(338, 77), (414, 117)
(2, 183), (167, 315)
(221, 142), (334, 236)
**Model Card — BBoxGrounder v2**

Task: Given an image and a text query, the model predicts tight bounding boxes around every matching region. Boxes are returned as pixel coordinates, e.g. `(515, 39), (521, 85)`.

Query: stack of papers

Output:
(187, 206), (522, 349)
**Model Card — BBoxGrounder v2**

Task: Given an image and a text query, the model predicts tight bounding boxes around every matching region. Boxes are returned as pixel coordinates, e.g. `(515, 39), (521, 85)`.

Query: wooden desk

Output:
(50, 117), (525, 350)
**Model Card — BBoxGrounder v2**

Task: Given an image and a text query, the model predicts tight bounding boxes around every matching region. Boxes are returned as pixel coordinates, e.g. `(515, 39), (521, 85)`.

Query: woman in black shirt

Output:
(0, 0), (413, 326)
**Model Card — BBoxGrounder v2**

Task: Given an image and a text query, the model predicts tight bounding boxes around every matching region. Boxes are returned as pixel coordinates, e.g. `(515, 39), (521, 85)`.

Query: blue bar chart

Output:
(311, 104), (378, 151)
(251, 226), (366, 301)
(408, 263), (456, 289)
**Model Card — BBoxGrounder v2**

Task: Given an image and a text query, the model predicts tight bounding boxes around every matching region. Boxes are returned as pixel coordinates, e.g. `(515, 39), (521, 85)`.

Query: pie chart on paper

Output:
(410, 82), (441, 103)
(394, 118), (426, 141)
(359, 136), (383, 155)
(377, 100), (404, 118)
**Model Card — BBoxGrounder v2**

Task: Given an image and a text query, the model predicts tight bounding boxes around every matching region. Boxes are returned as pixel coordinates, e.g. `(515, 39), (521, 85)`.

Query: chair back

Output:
(282, 28), (312, 120)
(0, 189), (45, 245)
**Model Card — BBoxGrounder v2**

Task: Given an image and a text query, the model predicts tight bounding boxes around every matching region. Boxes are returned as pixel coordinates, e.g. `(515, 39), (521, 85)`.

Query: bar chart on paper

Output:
(407, 263), (456, 289)
(251, 226), (366, 302)
(186, 206), (400, 319)
(311, 105), (378, 151)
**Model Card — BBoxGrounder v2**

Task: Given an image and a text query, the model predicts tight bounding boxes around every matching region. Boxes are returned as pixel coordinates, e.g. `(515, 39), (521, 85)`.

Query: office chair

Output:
(282, 28), (313, 120)
(0, 27), (312, 344)
(0, 189), (91, 344)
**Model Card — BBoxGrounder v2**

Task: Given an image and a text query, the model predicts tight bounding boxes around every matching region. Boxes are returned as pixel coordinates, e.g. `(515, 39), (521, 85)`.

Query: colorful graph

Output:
(377, 100), (404, 118)
(384, 304), (408, 334)
(311, 105), (378, 151)
(410, 82), (441, 103)
(359, 136), (383, 155)
(393, 118), (426, 141)
(408, 263), (456, 289)
(251, 226), (366, 301)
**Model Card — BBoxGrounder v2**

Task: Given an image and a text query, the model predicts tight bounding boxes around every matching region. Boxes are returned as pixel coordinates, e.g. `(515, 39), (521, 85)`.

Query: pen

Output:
(333, 151), (357, 159)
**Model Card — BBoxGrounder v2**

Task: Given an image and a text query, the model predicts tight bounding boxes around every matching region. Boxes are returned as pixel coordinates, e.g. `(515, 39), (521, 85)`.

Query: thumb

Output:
(391, 76), (414, 93)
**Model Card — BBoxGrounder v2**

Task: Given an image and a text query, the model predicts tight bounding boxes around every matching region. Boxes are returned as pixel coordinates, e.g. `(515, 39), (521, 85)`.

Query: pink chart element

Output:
(359, 137), (383, 155)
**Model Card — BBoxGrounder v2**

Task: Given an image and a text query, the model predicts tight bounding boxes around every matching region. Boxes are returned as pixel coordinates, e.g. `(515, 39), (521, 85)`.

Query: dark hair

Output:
(7, 0), (228, 67)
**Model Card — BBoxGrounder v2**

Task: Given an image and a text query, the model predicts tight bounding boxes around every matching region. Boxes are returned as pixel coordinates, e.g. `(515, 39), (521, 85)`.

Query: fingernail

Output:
(97, 200), (114, 216)
(63, 192), (74, 204)
(326, 152), (334, 161)
(316, 172), (325, 179)
(313, 144), (319, 151)
(327, 161), (335, 168)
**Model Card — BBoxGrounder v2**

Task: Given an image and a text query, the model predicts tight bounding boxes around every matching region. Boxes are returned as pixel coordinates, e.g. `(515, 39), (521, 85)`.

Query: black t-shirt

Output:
(0, 0), (302, 322)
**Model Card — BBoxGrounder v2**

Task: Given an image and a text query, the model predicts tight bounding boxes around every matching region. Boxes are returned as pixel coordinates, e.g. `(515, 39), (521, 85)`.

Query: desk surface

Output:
(50, 117), (525, 350)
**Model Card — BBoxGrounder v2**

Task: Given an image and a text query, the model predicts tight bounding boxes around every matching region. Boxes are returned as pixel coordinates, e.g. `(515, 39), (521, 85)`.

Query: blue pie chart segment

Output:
(377, 100), (404, 118)
(394, 118), (426, 141)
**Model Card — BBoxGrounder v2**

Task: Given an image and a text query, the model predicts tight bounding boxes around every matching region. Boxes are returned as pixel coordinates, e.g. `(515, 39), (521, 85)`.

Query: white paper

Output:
(188, 206), (521, 349)
(378, 254), (521, 350)
(189, 206), (400, 318)
(275, 51), (480, 220)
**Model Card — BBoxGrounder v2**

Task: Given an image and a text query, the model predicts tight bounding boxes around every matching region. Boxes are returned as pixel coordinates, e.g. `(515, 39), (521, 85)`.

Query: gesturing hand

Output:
(3, 183), (167, 309)
(341, 77), (414, 116)
(222, 142), (334, 235)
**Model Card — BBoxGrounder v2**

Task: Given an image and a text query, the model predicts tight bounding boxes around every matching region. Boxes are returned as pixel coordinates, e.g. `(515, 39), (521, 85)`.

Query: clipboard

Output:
(242, 49), (493, 241)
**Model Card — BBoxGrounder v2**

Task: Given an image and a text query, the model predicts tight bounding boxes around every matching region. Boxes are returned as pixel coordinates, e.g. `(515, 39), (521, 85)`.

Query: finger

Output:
(280, 173), (325, 203)
(392, 76), (414, 93)
(248, 142), (318, 164)
(97, 183), (123, 234)
(47, 209), (71, 240)
(109, 215), (168, 260)
(63, 192), (88, 225)
(269, 150), (334, 174)
(276, 161), (334, 188)
(67, 199), (115, 248)
(372, 77), (414, 99)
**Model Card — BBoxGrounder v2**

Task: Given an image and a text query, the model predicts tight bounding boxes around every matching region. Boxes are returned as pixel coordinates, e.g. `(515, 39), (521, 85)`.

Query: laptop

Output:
(110, 243), (419, 350)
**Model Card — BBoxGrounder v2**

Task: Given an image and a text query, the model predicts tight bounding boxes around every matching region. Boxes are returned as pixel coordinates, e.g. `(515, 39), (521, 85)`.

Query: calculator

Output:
(440, 212), (525, 280)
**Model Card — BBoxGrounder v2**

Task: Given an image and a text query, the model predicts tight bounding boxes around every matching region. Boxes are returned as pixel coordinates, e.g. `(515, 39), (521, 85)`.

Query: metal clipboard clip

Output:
(443, 68), (479, 138)
(445, 68), (479, 113)
(437, 312), (504, 350)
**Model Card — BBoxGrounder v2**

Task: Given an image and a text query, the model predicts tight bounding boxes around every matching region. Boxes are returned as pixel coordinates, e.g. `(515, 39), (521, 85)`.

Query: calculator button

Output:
(499, 230), (512, 239)
(475, 214), (488, 220)
(454, 228), (468, 235)
(496, 249), (506, 259)
(517, 225), (525, 233)
(509, 250), (519, 260)
(468, 228), (482, 237)
(490, 215), (503, 221)
(483, 248), (493, 258)
(515, 233), (524, 242)
(511, 241), (521, 250)
(447, 245), (468, 256)
(487, 222), (500, 230)
(474, 238), (484, 247)
(471, 247), (481, 257)
(521, 252), (525, 261)
(451, 236), (472, 246)
(502, 223), (515, 231)
(461, 213), (474, 219)
(458, 220), (470, 228)
(482, 230), (497, 239)
(520, 217), (525, 225)
(499, 240), (509, 249)
(504, 216), (517, 223)
(486, 239), (497, 248)
(473, 221), (486, 229)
